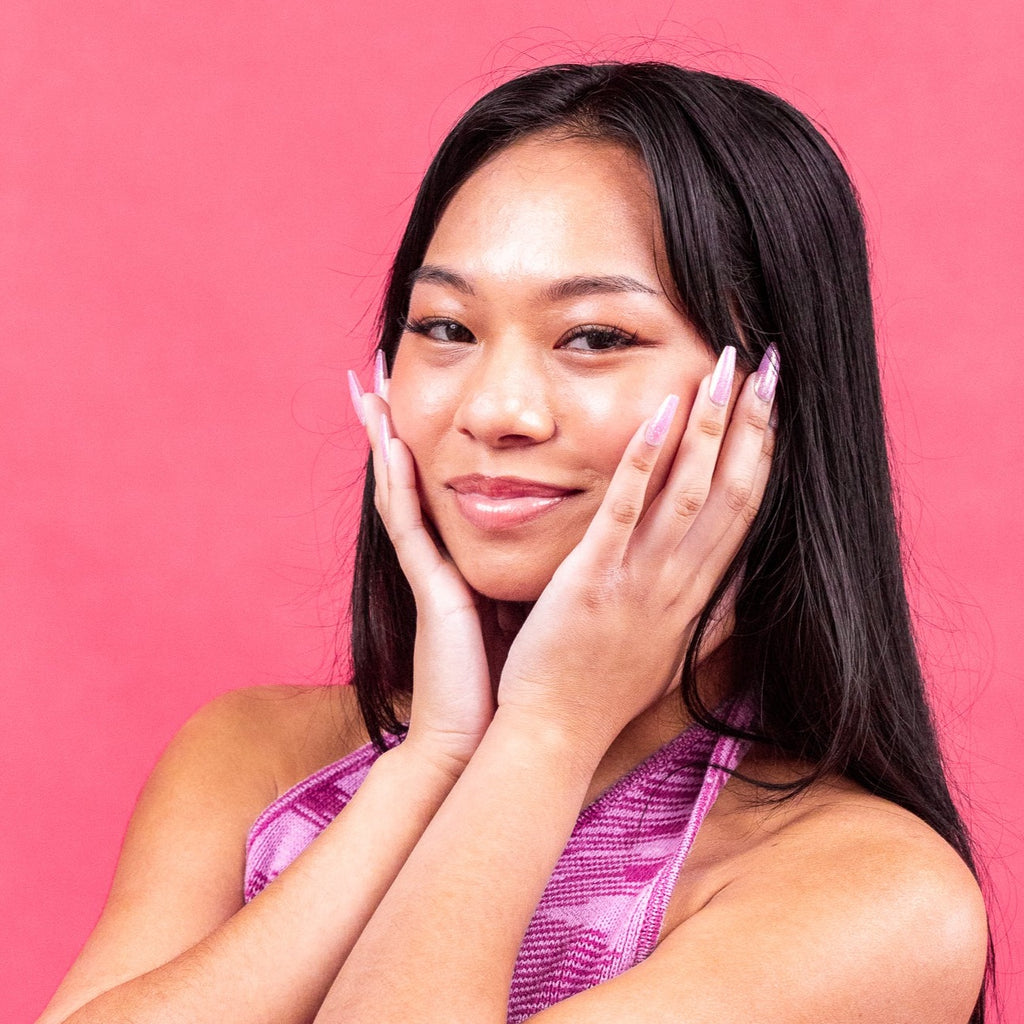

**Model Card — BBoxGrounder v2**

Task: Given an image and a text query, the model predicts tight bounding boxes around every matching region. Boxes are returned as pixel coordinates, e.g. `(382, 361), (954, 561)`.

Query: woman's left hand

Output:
(497, 345), (777, 757)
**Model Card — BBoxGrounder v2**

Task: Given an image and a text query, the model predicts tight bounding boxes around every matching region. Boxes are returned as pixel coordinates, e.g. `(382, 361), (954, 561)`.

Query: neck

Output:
(478, 597), (533, 693)
(479, 595), (737, 755)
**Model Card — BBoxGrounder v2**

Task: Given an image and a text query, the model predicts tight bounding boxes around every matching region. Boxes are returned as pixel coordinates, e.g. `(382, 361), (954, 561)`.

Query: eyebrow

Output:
(409, 264), (660, 300)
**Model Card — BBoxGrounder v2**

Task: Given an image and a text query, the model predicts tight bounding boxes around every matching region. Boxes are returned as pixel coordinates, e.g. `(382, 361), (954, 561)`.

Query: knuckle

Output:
(628, 447), (657, 474)
(608, 496), (643, 526)
(698, 415), (726, 441)
(579, 569), (623, 612)
(742, 403), (772, 433)
(673, 487), (707, 521)
(723, 477), (754, 515)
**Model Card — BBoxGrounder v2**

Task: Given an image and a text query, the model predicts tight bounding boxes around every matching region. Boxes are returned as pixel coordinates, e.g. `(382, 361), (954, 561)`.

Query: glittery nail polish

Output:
(347, 370), (366, 425)
(373, 349), (388, 396)
(644, 394), (679, 446)
(709, 346), (736, 407)
(754, 345), (780, 403)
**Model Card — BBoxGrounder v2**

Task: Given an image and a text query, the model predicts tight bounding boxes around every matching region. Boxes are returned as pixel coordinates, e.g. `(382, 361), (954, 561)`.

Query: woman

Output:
(38, 62), (989, 1024)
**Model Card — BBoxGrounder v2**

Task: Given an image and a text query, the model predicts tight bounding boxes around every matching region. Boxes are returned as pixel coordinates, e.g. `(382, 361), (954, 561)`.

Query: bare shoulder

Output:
(177, 682), (370, 799)
(662, 752), (988, 1023)
(38, 684), (369, 1022)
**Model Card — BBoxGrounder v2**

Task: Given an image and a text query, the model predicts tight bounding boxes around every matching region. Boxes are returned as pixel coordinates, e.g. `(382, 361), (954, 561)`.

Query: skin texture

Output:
(37, 135), (988, 1024)
(389, 134), (715, 604)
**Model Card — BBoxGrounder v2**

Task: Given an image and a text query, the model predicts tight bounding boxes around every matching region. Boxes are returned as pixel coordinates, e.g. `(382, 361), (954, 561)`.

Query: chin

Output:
(465, 573), (547, 604)
(457, 558), (551, 604)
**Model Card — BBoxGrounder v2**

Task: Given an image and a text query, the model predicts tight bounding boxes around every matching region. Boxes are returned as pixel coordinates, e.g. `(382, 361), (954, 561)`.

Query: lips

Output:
(446, 474), (580, 530)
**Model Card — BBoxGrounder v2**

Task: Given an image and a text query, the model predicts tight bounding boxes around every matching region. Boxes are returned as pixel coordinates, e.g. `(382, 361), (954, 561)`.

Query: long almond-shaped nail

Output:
(709, 346), (736, 407)
(754, 344), (780, 403)
(380, 414), (392, 465)
(644, 394), (679, 446)
(373, 350), (388, 396)
(347, 370), (366, 425)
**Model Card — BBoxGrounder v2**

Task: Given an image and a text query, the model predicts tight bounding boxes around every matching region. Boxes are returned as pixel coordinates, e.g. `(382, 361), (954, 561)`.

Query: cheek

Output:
(569, 373), (702, 497)
(387, 358), (452, 451)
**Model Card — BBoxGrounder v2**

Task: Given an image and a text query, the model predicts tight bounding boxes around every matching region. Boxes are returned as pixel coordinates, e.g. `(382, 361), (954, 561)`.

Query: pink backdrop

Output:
(4, 2), (1021, 1020)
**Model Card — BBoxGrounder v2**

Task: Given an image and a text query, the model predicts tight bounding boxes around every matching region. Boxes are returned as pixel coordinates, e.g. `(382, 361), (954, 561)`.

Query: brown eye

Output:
(560, 326), (640, 352)
(404, 317), (475, 344)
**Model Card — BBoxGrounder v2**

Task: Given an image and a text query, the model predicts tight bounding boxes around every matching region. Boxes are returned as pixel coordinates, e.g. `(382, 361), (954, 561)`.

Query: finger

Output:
(350, 370), (385, 493)
(360, 391), (392, 519)
(373, 348), (390, 401)
(707, 370), (777, 571)
(347, 369), (367, 425)
(380, 433), (451, 583)
(576, 392), (679, 566)
(637, 346), (736, 547)
(358, 384), (454, 590)
(675, 345), (778, 576)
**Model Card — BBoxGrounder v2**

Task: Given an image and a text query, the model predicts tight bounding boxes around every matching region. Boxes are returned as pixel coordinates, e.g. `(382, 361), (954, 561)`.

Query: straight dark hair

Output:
(345, 62), (989, 1019)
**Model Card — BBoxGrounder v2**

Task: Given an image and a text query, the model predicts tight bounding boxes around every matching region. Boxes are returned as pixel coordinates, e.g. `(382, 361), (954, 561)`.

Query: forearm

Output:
(49, 743), (459, 1024)
(318, 708), (605, 1024)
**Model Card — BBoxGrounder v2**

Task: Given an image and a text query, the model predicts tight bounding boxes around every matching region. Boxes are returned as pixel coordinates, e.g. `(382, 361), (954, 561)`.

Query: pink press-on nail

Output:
(644, 394), (679, 446)
(380, 414), (392, 465)
(754, 344), (780, 403)
(347, 370), (366, 425)
(373, 349), (388, 395)
(709, 345), (737, 407)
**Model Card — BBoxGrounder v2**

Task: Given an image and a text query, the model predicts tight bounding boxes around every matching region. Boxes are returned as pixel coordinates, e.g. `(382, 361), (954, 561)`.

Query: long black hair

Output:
(345, 62), (988, 1019)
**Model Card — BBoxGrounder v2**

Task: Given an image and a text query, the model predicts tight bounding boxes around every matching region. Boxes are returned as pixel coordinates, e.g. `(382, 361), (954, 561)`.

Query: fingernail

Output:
(754, 345), (780, 403)
(347, 370), (366, 425)
(373, 350), (388, 396)
(644, 394), (679, 446)
(709, 346), (736, 407)
(380, 413), (392, 465)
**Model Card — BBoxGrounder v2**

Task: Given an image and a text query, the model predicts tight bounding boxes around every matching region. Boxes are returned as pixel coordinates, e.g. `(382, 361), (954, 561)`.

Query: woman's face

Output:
(389, 133), (716, 602)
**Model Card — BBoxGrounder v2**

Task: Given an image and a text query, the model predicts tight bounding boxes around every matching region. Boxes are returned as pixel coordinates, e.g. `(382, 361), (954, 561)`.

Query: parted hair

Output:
(343, 63), (988, 1020)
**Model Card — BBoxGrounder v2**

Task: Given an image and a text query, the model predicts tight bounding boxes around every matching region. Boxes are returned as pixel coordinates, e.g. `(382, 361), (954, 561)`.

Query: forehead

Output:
(423, 134), (666, 285)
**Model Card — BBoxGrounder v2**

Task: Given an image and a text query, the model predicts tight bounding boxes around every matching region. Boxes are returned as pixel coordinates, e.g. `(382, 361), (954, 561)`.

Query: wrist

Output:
(384, 731), (476, 789)
(489, 703), (610, 779)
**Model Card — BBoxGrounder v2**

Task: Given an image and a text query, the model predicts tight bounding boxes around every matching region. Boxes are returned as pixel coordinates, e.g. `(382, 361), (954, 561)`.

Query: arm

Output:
(318, 349), (776, 1021)
(321, 721), (988, 1024)
(318, 352), (986, 1024)
(527, 798), (988, 1024)
(36, 692), (467, 1024)
(38, 370), (498, 1024)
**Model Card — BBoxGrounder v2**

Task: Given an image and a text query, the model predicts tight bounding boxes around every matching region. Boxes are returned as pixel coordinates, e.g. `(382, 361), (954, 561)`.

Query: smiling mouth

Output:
(446, 475), (581, 531)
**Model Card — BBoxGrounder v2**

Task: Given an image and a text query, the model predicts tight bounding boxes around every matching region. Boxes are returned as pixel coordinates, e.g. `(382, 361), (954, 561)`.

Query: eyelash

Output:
(402, 317), (642, 352)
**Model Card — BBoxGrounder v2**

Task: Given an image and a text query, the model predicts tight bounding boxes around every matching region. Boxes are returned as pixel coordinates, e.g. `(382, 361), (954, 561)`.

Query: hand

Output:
(496, 345), (777, 757)
(350, 355), (495, 774)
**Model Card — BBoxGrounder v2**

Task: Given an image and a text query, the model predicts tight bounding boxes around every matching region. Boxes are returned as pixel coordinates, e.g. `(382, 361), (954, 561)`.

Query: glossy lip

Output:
(446, 474), (581, 531)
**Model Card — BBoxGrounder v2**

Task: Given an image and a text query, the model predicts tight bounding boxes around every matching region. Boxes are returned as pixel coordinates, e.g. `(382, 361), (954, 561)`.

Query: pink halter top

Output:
(245, 705), (751, 1022)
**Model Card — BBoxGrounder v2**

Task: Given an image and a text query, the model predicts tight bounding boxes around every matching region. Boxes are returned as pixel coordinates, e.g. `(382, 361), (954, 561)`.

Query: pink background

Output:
(3, 2), (1021, 1020)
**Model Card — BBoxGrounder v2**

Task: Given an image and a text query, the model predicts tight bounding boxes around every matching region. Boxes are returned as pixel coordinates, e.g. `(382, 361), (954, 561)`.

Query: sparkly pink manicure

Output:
(347, 370), (366, 425)
(380, 414), (392, 465)
(644, 394), (679, 446)
(709, 346), (736, 407)
(754, 344), (780, 403)
(373, 350), (388, 395)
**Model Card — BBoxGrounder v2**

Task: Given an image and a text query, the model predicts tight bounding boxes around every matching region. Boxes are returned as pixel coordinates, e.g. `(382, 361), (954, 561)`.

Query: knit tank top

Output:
(245, 705), (751, 1022)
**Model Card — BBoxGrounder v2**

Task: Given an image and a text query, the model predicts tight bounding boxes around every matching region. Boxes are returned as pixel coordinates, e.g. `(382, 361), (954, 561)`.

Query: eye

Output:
(559, 325), (641, 352)
(403, 316), (475, 344)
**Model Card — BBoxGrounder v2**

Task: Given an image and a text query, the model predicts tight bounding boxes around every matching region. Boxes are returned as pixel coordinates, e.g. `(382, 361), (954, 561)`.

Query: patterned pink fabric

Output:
(244, 705), (751, 1021)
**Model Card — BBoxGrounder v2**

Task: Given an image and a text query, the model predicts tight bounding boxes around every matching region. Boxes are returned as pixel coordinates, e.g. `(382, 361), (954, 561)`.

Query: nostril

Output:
(454, 388), (555, 446)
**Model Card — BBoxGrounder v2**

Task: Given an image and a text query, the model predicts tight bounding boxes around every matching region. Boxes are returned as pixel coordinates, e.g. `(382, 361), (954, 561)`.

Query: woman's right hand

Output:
(352, 355), (495, 775)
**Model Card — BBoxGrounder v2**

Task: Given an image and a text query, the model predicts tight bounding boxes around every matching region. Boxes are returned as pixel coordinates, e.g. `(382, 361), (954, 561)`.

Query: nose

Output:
(452, 343), (555, 448)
